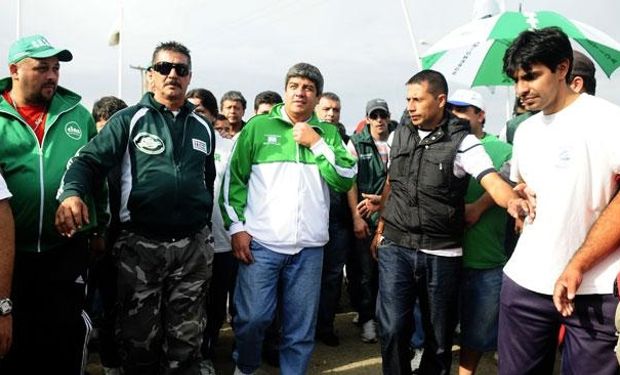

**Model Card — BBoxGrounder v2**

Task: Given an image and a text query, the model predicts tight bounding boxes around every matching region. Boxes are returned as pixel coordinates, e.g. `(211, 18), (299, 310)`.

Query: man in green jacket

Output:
(221, 63), (357, 375)
(347, 98), (392, 344)
(56, 41), (216, 375)
(0, 34), (103, 375)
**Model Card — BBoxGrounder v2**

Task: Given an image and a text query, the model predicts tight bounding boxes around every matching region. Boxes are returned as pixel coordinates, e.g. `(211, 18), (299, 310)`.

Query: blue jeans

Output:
(355, 234), (378, 324)
(377, 238), (461, 375)
(460, 266), (503, 352)
(233, 240), (323, 375)
(317, 218), (351, 335)
(410, 299), (425, 349)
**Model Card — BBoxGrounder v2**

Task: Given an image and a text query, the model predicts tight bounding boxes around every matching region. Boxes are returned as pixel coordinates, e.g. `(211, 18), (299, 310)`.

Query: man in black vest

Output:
(370, 70), (531, 375)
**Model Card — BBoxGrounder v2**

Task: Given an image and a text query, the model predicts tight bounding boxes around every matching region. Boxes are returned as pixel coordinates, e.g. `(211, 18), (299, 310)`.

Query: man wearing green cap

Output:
(0, 34), (103, 374)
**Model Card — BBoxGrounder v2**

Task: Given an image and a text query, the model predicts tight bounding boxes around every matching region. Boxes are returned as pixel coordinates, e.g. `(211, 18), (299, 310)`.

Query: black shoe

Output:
(262, 347), (280, 367)
(316, 331), (340, 347)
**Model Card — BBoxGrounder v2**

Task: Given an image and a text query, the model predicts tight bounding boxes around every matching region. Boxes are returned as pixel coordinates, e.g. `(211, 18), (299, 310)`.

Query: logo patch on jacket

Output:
(263, 134), (281, 145)
(133, 132), (165, 155)
(64, 121), (82, 140)
(192, 138), (208, 154)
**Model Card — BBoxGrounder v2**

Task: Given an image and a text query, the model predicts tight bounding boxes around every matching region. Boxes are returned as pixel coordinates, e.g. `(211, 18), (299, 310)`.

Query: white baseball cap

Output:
(448, 89), (486, 112)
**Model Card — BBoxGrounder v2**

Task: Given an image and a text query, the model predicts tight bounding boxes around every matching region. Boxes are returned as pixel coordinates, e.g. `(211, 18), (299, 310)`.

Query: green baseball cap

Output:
(8, 34), (73, 64)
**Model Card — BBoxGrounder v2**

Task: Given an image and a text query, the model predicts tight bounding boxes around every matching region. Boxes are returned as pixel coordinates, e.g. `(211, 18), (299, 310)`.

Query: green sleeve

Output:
(219, 128), (253, 231)
(310, 130), (357, 193)
(57, 112), (129, 202)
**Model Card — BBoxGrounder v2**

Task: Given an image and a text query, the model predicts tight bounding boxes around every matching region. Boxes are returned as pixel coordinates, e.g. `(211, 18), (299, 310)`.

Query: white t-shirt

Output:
(505, 94), (620, 295)
(387, 129), (495, 257)
(0, 174), (11, 200)
(212, 133), (236, 253)
(346, 136), (391, 168)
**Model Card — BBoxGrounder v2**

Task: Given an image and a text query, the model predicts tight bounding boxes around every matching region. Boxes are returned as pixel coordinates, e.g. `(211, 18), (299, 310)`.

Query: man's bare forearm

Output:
(568, 192), (620, 273)
(375, 178), (391, 232)
(347, 183), (361, 218)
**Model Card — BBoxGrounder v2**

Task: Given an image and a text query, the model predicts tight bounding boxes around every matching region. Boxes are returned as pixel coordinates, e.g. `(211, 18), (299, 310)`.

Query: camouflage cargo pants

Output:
(115, 226), (214, 375)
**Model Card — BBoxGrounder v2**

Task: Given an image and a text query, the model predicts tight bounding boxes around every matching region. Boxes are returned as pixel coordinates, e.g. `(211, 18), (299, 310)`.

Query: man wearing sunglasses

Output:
(56, 41), (216, 374)
(346, 98), (392, 345)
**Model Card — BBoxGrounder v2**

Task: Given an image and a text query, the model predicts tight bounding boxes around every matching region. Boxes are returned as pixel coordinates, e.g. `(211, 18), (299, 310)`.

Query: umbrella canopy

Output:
(421, 10), (620, 87)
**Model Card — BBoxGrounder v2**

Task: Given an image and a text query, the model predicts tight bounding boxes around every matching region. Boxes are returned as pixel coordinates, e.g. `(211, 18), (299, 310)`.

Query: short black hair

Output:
(571, 74), (596, 95)
(152, 41), (192, 68)
(405, 69), (448, 96)
(503, 27), (573, 84)
(220, 90), (247, 110)
(253, 90), (283, 111)
(92, 96), (127, 122)
(186, 88), (218, 117)
(319, 92), (340, 102)
(285, 63), (324, 96)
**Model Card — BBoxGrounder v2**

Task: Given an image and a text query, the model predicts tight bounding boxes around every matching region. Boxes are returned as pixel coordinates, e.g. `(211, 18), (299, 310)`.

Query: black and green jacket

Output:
(349, 124), (388, 227)
(58, 93), (216, 240)
(0, 78), (102, 253)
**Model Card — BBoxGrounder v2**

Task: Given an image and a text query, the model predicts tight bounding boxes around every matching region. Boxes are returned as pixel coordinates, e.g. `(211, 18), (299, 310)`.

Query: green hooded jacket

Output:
(0, 77), (101, 252)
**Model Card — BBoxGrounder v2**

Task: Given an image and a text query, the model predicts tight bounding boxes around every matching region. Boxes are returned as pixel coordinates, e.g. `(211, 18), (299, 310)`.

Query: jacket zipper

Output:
(294, 140), (301, 245)
(156, 110), (181, 226)
(1, 102), (79, 252)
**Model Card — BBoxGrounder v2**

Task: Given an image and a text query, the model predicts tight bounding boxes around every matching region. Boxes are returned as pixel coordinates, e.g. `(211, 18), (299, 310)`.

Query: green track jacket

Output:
(0, 78), (100, 252)
(220, 103), (357, 254)
(58, 93), (216, 240)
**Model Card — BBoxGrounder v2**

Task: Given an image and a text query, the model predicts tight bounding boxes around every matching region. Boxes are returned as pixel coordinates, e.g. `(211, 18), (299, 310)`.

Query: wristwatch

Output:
(0, 298), (12, 315)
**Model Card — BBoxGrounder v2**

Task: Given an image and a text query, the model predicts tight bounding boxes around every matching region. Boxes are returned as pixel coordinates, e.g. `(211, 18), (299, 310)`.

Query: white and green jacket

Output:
(220, 103), (357, 254)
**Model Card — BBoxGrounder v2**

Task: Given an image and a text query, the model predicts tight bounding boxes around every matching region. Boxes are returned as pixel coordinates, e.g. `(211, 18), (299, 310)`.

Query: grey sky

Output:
(1, 0), (619, 133)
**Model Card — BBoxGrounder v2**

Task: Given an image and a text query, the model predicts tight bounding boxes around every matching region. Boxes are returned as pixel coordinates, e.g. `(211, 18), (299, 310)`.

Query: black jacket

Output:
(382, 112), (471, 250)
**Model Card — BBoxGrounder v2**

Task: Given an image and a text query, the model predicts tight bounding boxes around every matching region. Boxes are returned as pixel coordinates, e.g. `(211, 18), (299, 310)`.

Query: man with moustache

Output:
(221, 63), (357, 375)
(55, 41), (216, 374)
(371, 70), (531, 375)
(0, 34), (103, 374)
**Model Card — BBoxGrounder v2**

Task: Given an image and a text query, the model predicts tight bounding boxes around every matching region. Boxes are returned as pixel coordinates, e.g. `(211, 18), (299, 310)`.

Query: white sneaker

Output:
(102, 367), (121, 375)
(361, 320), (378, 343)
(410, 348), (424, 372)
(200, 359), (216, 375)
(234, 366), (254, 375)
(352, 312), (359, 324)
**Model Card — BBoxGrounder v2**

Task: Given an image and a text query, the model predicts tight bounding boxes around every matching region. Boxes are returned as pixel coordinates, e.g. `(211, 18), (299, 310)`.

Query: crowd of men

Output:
(0, 26), (619, 375)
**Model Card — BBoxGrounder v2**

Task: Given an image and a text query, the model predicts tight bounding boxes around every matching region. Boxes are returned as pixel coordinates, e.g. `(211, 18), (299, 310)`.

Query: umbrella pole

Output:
(400, 0), (422, 71)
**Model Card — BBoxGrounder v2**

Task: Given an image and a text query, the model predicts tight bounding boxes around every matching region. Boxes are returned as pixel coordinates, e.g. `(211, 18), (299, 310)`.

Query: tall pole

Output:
(16, 0), (21, 38)
(400, 0), (422, 71)
(117, 1), (123, 99)
(129, 65), (148, 96)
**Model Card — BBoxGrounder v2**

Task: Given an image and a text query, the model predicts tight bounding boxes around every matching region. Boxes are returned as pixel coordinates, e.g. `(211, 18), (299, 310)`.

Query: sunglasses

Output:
(369, 111), (389, 120)
(150, 61), (190, 77)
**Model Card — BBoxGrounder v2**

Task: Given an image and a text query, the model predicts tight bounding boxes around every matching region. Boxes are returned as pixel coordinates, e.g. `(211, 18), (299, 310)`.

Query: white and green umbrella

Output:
(421, 10), (620, 87)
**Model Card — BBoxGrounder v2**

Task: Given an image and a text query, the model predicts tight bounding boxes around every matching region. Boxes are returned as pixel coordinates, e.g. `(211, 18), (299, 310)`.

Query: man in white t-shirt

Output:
(0, 174), (14, 359)
(370, 69), (531, 375)
(499, 27), (620, 374)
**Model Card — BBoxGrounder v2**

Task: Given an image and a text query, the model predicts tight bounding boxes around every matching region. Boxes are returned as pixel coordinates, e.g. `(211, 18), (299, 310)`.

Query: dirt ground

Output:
(87, 310), (542, 374)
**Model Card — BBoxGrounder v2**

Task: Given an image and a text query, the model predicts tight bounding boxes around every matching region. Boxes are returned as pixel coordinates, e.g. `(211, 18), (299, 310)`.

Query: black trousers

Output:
(0, 237), (90, 375)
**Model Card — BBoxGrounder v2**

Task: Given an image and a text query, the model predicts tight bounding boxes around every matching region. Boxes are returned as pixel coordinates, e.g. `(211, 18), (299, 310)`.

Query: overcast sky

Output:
(1, 0), (619, 133)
